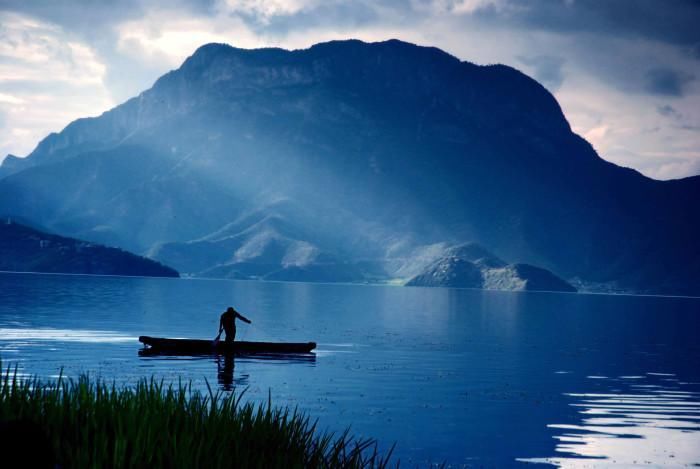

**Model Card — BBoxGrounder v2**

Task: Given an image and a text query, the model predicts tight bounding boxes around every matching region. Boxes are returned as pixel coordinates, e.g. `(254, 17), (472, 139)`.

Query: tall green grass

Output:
(0, 366), (395, 468)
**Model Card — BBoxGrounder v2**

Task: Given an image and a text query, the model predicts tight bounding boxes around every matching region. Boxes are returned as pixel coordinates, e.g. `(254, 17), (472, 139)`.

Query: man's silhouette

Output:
(217, 306), (251, 343)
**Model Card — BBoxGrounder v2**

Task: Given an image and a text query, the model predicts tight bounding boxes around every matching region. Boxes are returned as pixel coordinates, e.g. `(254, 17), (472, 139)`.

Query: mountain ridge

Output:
(0, 219), (178, 278)
(1, 38), (697, 294)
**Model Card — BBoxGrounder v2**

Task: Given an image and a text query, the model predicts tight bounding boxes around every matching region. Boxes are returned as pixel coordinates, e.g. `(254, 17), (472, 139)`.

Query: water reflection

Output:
(216, 354), (240, 390)
(138, 348), (316, 391)
(520, 374), (700, 467)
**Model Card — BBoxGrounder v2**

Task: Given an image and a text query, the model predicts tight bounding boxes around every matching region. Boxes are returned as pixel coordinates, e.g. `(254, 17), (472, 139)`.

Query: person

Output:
(217, 306), (251, 343)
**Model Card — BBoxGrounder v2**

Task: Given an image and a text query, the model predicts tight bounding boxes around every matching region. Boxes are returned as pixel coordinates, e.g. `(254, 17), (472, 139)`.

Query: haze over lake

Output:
(1, 272), (698, 466)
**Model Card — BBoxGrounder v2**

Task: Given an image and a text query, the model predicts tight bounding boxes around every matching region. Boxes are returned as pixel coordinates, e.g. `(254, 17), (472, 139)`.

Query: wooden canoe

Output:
(139, 336), (316, 354)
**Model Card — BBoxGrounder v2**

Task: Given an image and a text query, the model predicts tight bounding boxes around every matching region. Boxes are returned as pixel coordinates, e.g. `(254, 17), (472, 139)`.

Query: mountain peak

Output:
(179, 38), (465, 80)
(446, 243), (507, 268)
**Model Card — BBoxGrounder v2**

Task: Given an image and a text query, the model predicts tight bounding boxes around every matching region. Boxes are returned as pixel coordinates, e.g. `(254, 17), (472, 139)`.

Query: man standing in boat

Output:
(217, 306), (251, 343)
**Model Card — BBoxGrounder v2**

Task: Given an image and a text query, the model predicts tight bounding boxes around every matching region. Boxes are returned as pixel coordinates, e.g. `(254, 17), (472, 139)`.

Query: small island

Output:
(406, 243), (576, 292)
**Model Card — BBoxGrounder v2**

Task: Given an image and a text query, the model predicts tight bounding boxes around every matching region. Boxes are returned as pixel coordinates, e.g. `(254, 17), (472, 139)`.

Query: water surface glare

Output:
(1, 272), (699, 466)
(0, 328), (134, 342)
(519, 377), (700, 467)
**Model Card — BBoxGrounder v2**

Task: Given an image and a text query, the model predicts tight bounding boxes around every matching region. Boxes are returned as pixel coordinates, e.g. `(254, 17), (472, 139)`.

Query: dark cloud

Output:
(689, 43), (700, 61)
(476, 0), (700, 50)
(656, 106), (700, 134)
(0, 0), (143, 34)
(516, 55), (565, 90)
(644, 67), (695, 97)
(657, 104), (681, 119)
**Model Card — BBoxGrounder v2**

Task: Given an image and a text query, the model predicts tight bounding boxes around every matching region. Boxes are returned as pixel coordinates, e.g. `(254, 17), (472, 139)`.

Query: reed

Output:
(0, 365), (395, 468)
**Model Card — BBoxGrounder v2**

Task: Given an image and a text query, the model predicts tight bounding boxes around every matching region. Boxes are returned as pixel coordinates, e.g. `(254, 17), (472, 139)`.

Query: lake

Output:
(1, 272), (699, 467)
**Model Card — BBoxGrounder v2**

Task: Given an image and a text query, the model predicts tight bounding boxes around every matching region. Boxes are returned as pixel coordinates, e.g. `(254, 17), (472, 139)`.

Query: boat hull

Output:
(139, 336), (317, 354)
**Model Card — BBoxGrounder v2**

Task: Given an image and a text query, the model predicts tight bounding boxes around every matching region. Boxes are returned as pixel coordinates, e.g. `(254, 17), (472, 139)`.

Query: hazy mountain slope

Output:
(152, 210), (360, 280)
(0, 145), (243, 253)
(0, 220), (178, 277)
(0, 39), (697, 293)
(149, 198), (363, 280)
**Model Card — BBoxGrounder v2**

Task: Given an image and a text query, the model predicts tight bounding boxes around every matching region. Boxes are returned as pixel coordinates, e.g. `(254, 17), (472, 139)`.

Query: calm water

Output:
(1, 272), (699, 467)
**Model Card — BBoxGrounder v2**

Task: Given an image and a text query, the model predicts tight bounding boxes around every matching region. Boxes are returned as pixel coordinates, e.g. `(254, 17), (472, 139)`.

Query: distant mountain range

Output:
(0, 39), (697, 294)
(0, 219), (178, 277)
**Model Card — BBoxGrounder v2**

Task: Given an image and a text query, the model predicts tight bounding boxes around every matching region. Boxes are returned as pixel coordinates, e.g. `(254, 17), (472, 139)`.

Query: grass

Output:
(0, 365), (395, 468)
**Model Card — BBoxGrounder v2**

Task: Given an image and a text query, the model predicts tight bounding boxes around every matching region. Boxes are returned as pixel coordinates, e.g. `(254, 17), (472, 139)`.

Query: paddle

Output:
(212, 331), (222, 347)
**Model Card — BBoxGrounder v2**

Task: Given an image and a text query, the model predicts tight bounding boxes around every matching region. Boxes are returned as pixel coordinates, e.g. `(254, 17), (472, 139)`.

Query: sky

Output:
(0, 0), (699, 180)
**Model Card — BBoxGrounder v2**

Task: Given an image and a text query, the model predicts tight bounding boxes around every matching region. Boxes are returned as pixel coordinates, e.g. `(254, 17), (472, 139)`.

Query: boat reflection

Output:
(519, 374), (700, 467)
(138, 348), (316, 391)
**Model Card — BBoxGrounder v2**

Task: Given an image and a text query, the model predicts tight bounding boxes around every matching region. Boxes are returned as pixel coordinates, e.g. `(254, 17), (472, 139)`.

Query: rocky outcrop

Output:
(406, 243), (575, 292)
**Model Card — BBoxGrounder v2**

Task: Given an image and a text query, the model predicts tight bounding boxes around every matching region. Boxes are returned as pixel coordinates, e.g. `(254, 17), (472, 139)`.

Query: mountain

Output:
(0, 219), (178, 277)
(406, 243), (576, 292)
(0, 39), (698, 294)
(151, 198), (363, 281)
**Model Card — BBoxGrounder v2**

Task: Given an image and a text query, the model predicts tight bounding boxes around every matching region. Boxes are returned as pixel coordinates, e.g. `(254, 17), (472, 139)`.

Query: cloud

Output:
(115, 14), (256, 67)
(221, 0), (320, 20)
(583, 125), (609, 149)
(644, 67), (695, 97)
(516, 55), (565, 91)
(0, 93), (24, 105)
(0, 12), (113, 159)
(412, 0), (512, 15)
(238, 1), (381, 37)
(642, 156), (700, 181)
(0, 12), (106, 85)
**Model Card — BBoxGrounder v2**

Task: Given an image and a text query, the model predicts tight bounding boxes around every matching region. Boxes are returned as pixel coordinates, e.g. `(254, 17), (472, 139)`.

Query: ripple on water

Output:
(518, 374), (700, 467)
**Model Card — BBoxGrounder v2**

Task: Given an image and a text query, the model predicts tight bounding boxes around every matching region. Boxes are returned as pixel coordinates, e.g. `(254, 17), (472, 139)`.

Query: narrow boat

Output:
(139, 336), (317, 354)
